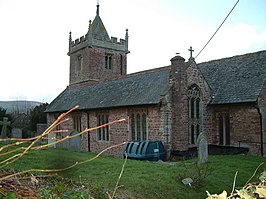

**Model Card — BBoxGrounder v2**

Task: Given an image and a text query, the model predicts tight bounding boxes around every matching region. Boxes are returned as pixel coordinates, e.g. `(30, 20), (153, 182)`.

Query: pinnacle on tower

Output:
(96, 0), (99, 15)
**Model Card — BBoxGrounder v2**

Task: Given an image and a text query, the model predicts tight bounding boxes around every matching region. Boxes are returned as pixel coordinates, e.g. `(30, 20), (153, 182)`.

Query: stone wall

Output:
(170, 56), (212, 151)
(211, 105), (262, 155)
(69, 47), (127, 86)
(258, 81), (266, 156)
(186, 59), (212, 145)
(47, 104), (169, 158)
(168, 55), (263, 156)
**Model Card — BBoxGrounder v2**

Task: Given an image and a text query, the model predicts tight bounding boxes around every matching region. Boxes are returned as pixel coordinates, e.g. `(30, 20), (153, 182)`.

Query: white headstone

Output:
(197, 132), (208, 164)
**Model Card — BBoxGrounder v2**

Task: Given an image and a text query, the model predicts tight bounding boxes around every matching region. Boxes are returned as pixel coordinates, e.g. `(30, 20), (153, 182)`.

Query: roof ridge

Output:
(198, 50), (266, 65)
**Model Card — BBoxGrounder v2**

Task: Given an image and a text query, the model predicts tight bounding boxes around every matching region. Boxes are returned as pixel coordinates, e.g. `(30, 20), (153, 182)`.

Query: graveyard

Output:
(0, 145), (265, 198)
(0, 110), (265, 198)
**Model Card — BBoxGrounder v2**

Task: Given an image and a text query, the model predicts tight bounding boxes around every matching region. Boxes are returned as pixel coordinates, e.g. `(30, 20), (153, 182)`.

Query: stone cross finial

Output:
(0, 117), (11, 138)
(188, 46), (194, 58)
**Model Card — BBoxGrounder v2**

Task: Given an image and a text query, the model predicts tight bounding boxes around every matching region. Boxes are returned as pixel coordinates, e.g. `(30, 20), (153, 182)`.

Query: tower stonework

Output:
(68, 4), (129, 86)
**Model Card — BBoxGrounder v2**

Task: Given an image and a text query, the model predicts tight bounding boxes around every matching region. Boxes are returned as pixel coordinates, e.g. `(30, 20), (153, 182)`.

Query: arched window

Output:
(105, 54), (113, 70)
(188, 85), (202, 144)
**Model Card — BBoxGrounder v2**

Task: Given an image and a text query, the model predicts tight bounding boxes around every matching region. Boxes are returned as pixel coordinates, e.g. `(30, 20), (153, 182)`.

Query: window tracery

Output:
(188, 85), (202, 144)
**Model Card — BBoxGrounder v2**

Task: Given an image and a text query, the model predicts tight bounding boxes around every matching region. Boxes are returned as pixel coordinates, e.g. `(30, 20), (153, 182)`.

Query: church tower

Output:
(68, 3), (129, 86)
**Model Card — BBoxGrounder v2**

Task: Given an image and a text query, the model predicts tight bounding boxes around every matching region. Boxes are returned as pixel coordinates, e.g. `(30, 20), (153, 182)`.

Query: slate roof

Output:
(45, 70), (170, 113)
(198, 50), (266, 105)
(46, 50), (266, 113)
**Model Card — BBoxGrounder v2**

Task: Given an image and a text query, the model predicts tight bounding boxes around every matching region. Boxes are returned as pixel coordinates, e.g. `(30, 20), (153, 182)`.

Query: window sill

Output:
(97, 140), (110, 143)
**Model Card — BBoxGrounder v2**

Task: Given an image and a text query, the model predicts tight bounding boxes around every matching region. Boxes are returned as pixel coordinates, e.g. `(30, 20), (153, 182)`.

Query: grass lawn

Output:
(1, 146), (265, 198)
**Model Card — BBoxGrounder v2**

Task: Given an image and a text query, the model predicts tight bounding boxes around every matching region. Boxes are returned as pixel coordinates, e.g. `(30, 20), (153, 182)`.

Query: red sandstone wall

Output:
(89, 108), (128, 157)
(69, 48), (127, 85)
(258, 82), (266, 156)
(47, 104), (168, 158)
(211, 105), (261, 155)
(170, 58), (212, 151)
(186, 60), (212, 145)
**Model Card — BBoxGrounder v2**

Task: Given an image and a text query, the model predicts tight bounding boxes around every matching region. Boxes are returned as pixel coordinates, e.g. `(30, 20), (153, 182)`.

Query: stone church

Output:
(46, 4), (266, 157)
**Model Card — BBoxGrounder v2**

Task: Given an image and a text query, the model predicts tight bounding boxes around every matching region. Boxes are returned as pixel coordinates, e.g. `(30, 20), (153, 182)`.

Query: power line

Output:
(195, 0), (240, 59)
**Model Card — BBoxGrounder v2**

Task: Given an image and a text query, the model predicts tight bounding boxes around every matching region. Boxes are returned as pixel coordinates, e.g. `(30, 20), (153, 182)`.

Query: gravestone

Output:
(36, 123), (48, 144)
(48, 132), (56, 148)
(36, 123), (48, 137)
(0, 117), (11, 138)
(11, 128), (22, 138)
(197, 132), (208, 164)
(69, 130), (81, 152)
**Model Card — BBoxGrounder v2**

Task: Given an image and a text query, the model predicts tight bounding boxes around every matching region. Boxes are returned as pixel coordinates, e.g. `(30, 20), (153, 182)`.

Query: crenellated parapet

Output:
(68, 3), (129, 55)
(68, 31), (129, 55)
(68, 34), (88, 54)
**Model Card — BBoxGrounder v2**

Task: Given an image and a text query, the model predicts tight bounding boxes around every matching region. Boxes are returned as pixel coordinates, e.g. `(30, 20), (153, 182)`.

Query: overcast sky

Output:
(0, 0), (265, 103)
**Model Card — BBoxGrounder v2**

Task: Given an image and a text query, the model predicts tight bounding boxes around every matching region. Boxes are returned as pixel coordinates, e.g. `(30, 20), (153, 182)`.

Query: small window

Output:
(73, 115), (82, 132)
(97, 114), (109, 141)
(105, 54), (112, 70)
(75, 55), (83, 72)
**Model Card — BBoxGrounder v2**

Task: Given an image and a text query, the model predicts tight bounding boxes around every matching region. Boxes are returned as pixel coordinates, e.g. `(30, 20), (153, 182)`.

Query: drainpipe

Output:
(255, 104), (263, 156)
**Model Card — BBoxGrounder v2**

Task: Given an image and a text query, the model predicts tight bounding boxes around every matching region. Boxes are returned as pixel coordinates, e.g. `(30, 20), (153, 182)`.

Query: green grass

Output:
(1, 146), (265, 198)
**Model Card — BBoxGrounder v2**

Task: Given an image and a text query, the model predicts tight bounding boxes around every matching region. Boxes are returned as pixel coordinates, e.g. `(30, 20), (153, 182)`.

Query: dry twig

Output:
(111, 153), (128, 198)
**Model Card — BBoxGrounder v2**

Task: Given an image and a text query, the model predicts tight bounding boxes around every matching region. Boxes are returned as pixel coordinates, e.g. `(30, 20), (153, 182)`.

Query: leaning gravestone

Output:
(69, 130), (81, 152)
(0, 117), (11, 138)
(11, 128), (22, 138)
(197, 132), (208, 164)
